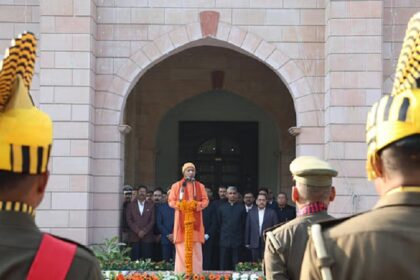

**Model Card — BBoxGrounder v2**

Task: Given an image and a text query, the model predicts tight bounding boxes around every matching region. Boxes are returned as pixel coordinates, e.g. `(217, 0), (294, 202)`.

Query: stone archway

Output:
(94, 10), (320, 182)
(91, 11), (321, 243)
(96, 12), (315, 128)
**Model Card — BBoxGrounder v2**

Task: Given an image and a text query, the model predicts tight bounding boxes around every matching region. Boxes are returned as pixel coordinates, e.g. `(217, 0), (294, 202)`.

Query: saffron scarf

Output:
(177, 179), (203, 232)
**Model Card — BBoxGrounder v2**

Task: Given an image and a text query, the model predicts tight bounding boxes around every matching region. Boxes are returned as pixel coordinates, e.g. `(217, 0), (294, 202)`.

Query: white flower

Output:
(232, 272), (240, 280)
(250, 273), (259, 280)
(240, 273), (249, 280)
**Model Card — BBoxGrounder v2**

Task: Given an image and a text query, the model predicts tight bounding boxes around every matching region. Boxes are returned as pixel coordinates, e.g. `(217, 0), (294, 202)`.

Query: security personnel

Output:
(264, 156), (337, 280)
(0, 32), (102, 279)
(300, 13), (420, 280)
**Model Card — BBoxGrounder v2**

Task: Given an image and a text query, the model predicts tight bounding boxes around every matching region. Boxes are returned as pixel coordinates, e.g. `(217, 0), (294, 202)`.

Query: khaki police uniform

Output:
(0, 32), (102, 279)
(264, 156), (337, 280)
(300, 191), (420, 280)
(300, 13), (420, 280)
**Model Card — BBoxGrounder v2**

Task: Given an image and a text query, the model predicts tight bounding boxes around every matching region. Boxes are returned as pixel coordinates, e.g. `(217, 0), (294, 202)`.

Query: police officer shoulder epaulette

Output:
(263, 221), (288, 241)
(52, 235), (97, 257)
(263, 221), (291, 253)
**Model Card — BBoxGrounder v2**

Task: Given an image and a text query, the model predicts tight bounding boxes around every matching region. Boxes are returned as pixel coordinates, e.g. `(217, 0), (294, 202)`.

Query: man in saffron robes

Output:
(168, 162), (209, 273)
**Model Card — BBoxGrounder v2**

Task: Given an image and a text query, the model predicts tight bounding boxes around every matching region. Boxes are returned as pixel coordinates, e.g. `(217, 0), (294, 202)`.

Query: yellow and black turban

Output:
(0, 32), (52, 175)
(366, 13), (420, 180)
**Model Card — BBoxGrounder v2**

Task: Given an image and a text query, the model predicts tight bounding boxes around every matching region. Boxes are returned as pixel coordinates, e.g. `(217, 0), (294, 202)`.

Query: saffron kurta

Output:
(168, 179), (209, 273)
(168, 179), (209, 244)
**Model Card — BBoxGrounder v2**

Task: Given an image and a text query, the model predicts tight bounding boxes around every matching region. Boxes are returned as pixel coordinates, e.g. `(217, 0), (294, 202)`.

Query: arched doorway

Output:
(180, 121), (258, 192)
(124, 46), (296, 195)
(156, 91), (276, 194)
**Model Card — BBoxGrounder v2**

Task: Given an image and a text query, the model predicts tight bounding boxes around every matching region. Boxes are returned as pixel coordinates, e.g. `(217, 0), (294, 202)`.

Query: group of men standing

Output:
(120, 175), (300, 271)
(121, 185), (175, 262)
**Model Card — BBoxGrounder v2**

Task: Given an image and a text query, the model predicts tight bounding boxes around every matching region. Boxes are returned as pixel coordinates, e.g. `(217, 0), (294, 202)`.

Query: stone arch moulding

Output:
(96, 11), (316, 128)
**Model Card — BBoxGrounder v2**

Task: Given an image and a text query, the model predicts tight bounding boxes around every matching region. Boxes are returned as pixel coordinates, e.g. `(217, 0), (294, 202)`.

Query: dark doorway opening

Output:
(179, 121), (258, 194)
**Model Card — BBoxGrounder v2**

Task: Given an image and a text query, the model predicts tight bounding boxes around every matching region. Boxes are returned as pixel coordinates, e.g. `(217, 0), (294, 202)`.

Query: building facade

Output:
(0, 0), (416, 244)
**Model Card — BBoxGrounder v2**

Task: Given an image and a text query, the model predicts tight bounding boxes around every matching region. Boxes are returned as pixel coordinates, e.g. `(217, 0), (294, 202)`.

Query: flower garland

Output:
(179, 200), (197, 275)
(112, 272), (265, 280)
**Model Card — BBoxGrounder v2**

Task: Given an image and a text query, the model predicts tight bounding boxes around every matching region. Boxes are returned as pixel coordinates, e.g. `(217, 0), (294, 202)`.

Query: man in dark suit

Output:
(243, 191), (255, 213)
(126, 185), (155, 260)
(213, 185), (227, 209)
(203, 187), (217, 270)
(267, 189), (278, 209)
(121, 185), (133, 243)
(276, 192), (296, 223)
(245, 193), (278, 262)
(156, 190), (175, 262)
(217, 186), (247, 270)
(152, 187), (163, 261)
(240, 190), (255, 262)
(212, 185), (227, 269)
(259, 188), (277, 210)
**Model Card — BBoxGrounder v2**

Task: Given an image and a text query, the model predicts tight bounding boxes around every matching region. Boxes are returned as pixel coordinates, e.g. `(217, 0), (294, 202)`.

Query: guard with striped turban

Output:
(300, 13), (420, 280)
(0, 32), (102, 279)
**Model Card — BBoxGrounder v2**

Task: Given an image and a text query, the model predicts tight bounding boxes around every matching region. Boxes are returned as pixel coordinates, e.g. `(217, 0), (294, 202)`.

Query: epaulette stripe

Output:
(398, 97), (410, 121)
(5, 201), (12, 211)
(21, 146), (30, 174)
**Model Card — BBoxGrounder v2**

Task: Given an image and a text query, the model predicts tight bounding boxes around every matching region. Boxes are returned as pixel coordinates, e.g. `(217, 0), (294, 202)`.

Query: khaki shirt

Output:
(264, 211), (333, 280)
(300, 191), (420, 280)
(0, 211), (102, 279)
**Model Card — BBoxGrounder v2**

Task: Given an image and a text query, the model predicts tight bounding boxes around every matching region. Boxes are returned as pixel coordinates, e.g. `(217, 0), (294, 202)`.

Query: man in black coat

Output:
(211, 185), (227, 269)
(276, 192), (296, 223)
(202, 187), (217, 270)
(245, 193), (278, 261)
(217, 186), (247, 270)
(121, 185), (133, 243)
(156, 190), (175, 262)
(152, 187), (163, 261)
